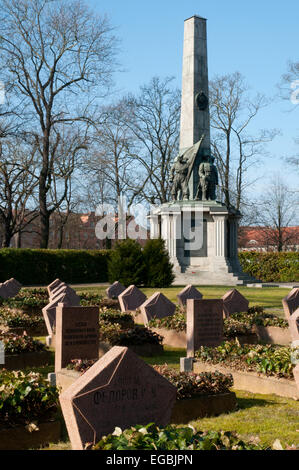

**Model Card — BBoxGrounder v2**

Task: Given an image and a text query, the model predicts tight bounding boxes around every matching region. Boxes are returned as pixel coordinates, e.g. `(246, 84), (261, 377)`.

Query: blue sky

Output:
(89, 0), (299, 192)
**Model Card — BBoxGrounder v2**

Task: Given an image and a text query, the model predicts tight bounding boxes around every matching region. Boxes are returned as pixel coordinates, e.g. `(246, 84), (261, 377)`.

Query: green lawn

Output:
(76, 285), (289, 317)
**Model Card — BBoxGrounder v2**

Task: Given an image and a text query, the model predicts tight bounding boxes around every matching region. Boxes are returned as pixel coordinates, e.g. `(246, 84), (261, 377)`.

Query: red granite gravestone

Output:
(222, 289), (249, 318)
(187, 299), (224, 357)
(140, 292), (176, 325)
(55, 305), (99, 372)
(177, 285), (203, 307)
(288, 308), (299, 342)
(42, 291), (80, 336)
(106, 281), (126, 300)
(118, 285), (147, 312)
(0, 278), (22, 299)
(282, 288), (299, 319)
(59, 346), (177, 450)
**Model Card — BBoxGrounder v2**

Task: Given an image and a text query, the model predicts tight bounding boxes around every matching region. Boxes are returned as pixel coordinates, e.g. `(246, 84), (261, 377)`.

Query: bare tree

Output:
(279, 61), (299, 171)
(210, 72), (278, 210)
(255, 175), (299, 252)
(0, 0), (118, 247)
(84, 101), (141, 208)
(0, 138), (39, 247)
(125, 76), (181, 204)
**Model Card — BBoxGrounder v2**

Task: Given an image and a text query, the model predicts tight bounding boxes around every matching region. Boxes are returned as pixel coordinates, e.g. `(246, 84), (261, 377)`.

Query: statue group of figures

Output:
(170, 141), (219, 202)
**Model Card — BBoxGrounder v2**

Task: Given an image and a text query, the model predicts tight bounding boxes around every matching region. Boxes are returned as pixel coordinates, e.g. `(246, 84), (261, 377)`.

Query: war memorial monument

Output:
(149, 16), (255, 285)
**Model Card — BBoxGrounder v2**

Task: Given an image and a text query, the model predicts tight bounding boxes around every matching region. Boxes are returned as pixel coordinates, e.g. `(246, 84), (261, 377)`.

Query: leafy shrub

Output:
(93, 424), (267, 450)
(67, 359), (97, 374)
(108, 240), (145, 286)
(99, 319), (163, 346)
(153, 366), (233, 400)
(0, 330), (46, 354)
(224, 318), (253, 338)
(0, 370), (59, 428)
(149, 307), (186, 332)
(0, 288), (48, 310)
(99, 308), (134, 329)
(230, 308), (288, 329)
(239, 251), (299, 283)
(0, 249), (110, 285)
(143, 239), (174, 287)
(195, 341), (295, 378)
(0, 308), (44, 329)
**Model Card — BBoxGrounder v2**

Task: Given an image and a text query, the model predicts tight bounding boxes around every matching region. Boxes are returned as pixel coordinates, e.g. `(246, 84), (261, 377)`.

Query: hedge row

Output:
(0, 248), (298, 285)
(0, 249), (110, 285)
(239, 251), (299, 282)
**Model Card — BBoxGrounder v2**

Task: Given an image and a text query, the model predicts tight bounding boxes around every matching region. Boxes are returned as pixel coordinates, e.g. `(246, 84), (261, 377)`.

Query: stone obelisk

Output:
(180, 16), (211, 199)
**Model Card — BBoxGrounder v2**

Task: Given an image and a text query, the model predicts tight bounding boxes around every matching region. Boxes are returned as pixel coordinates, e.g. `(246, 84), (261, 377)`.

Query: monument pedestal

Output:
(149, 201), (255, 286)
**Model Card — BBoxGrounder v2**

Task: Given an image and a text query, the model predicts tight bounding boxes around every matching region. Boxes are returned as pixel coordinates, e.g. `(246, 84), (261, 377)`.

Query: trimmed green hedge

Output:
(0, 249), (110, 285)
(0, 248), (298, 285)
(239, 251), (299, 283)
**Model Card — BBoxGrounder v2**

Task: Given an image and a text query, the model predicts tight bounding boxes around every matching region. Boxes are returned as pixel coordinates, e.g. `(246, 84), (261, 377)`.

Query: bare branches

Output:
(210, 72), (279, 211)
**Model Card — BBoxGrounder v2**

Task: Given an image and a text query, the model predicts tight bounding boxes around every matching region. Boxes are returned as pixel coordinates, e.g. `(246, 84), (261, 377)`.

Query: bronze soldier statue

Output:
(196, 154), (218, 201)
(169, 153), (190, 201)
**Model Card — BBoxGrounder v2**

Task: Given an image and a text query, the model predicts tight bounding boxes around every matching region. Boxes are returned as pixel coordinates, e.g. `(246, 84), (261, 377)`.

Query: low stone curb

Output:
(2, 350), (53, 370)
(170, 392), (237, 424)
(0, 420), (61, 450)
(151, 326), (290, 348)
(253, 325), (291, 345)
(192, 362), (299, 399)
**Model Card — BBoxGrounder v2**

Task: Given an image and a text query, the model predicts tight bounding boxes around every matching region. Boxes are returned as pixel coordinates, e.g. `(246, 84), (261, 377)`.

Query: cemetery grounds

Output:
(24, 285), (299, 450)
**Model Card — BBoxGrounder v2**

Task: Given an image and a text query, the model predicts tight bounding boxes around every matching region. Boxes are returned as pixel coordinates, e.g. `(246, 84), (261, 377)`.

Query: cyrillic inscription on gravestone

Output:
(187, 299), (223, 357)
(55, 305), (99, 372)
(59, 346), (177, 450)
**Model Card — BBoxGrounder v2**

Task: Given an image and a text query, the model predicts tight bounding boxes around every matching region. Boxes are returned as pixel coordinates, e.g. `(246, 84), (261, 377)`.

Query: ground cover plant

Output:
(153, 366), (233, 400)
(0, 330), (47, 355)
(0, 370), (59, 428)
(92, 424), (267, 450)
(0, 308), (44, 330)
(195, 341), (295, 379)
(98, 320), (163, 346)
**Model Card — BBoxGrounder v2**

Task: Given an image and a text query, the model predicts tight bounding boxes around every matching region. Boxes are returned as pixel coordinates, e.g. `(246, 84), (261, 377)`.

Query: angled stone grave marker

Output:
(177, 285), (203, 307)
(118, 285), (147, 312)
(282, 288), (299, 319)
(0, 278), (22, 299)
(222, 289), (249, 318)
(55, 305), (99, 372)
(59, 346), (177, 450)
(187, 299), (224, 357)
(50, 282), (68, 300)
(140, 292), (176, 325)
(106, 281), (126, 300)
(43, 291), (81, 336)
(50, 285), (79, 304)
(288, 308), (299, 342)
(47, 279), (62, 296)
